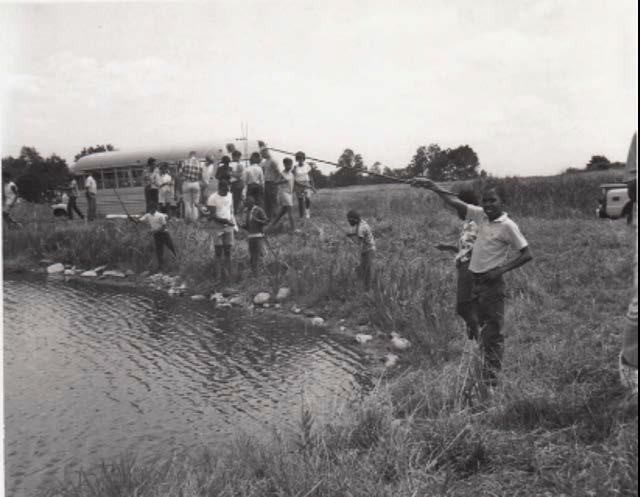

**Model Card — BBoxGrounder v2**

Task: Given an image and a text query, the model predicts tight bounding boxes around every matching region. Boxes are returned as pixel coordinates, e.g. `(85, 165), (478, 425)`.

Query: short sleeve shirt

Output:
(207, 192), (234, 222)
(182, 158), (202, 183)
(355, 220), (376, 254)
(85, 176), (97, 195)
(140, 211), (168, 232)
(293, 163), (311, 183)
(243, 164), (264, 185)
(466, 205), (528, 274)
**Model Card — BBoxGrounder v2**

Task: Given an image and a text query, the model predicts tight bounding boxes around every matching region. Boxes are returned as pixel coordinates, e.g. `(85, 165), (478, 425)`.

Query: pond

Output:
(3, 275), (371, 496)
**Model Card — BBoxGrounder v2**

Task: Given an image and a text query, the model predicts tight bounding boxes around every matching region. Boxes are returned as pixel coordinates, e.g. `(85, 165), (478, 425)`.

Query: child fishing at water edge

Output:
(241, 193), (269, 275)
(129, 202), (177, 272)
(346, 209), (376, 291)
(412, 178), (533, 389)
(203, 179), (236, 282)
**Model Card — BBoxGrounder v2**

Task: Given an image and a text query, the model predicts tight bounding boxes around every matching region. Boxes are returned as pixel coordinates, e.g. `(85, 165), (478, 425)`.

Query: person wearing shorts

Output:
(206, 179), (236, 281)
(270, 157), (295, 233)
(293, 151), (315, 219)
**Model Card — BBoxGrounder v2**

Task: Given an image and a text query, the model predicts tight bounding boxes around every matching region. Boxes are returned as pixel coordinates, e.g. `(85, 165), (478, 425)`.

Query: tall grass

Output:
(4, 173), (637, 497)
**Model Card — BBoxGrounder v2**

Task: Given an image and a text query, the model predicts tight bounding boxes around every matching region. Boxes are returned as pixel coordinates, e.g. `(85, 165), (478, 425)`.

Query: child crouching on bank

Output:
(346, 209), (376, 291)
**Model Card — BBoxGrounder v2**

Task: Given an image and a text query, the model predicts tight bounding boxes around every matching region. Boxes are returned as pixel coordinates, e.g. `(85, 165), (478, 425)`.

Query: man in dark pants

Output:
(67, 177), (85, 220)
(412, 178), (533, 388)
(260, 148), (280, 219)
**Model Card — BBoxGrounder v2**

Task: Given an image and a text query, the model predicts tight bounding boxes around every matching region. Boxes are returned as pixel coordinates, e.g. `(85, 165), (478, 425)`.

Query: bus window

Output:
(102, 169), (116, 189)
(131, 166), (145, 187)
(116, 168), (132, 188)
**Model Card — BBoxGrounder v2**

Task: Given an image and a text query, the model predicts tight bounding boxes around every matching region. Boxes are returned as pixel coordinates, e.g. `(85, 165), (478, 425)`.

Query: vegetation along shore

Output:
(3, 170), (638, 497)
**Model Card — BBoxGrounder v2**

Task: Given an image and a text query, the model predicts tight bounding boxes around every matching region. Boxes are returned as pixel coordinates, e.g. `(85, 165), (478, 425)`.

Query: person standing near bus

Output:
(243, 152), (265, 203)
(201, 156), (215, 205)
(144, 158), (160, 213)
(85, 172), (98, 221)
(181, 151), (202, 223)
(229, 150), (245, 215)
(67, 176), (85, 220)
(261, 148), (281, 219)
(158, 164), (174, 216)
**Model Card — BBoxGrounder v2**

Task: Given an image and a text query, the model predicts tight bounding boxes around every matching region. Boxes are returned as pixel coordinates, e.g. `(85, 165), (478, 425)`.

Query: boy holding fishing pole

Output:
(129, 202), (177, 272)
(346, 209), (376, 291)
(412, 178), (533, 388)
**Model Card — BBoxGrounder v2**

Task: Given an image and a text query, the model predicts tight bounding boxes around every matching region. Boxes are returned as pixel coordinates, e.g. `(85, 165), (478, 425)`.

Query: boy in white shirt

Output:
(204, 179), (236, 281)
(130, 202), (177, 271)
(84, 173), (98, 221)
(293, 151), (315, 219)
(412, 178), (533, 387)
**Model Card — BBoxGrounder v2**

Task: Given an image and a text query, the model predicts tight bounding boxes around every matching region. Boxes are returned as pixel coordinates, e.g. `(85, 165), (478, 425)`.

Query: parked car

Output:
(597, 183), (633, 223)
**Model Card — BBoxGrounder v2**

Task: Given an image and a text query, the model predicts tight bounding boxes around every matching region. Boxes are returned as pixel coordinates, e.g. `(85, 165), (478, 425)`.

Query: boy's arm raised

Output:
(411, 178), (468, 219)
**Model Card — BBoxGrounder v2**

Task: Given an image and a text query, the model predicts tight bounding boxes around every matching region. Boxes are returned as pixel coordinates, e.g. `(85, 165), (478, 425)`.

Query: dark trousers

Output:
(264, 181), (278, 219)
(145, 187), (159, 213)
(67, 196), (84, 220)
(153, 231), (176, 269)
(297, 195), (310, 218)
(456, 262), (477, 339)
(86, 192), (97, 221)
(470, 273), (506, 386)
(231, 182), (244, 214)
(358, 250), (375, 291)
(248, 237), (265, 275)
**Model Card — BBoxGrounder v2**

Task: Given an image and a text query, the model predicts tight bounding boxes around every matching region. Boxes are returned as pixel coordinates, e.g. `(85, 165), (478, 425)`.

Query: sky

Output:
(0, 0), (637, 176)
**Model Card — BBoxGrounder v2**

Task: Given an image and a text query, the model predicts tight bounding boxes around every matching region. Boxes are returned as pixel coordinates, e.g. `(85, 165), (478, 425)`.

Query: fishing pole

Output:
(266, 147), (412, 184)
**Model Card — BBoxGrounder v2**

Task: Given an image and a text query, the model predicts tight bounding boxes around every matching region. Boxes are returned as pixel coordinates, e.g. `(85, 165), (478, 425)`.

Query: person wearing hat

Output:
(620, 131), (638, 392)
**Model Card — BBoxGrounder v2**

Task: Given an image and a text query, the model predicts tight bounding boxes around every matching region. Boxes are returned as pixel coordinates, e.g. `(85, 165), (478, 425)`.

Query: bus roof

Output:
(69, 140), (266, 173)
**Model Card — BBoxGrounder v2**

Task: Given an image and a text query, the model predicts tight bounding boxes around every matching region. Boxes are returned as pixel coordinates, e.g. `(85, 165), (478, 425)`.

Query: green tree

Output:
(443, 145), (480, 180)
(331, 148), (362, 187)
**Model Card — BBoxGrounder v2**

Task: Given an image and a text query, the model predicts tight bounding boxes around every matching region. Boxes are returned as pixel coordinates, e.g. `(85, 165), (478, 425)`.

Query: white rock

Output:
(390, 333), (411, 351)
(103, 270), (126, 278)
(229, 296), (245, 306)
(81, 270), (98, 277)
(274, 303), (281, 309)
(263, 303), (271, 308)
(355, 334), (373, 344)
(125, 269), (135, 277)
(218, 303), (232, 309)
(178, 283), (187, 290)
(384, 353), (399, 368)
(291, 306), (302, 314)
(47, 263), (65, 274)
(275, 287), (291, 302)
(91, 265), (107, 274)
(168, 288), (180, 296)
(209, 292), (224, 301)
(311, 317), (325, 327)
(64, 269), (75, 276)
(191, 294), (206, 301)
(253, 292), (271, 305)
(340, 326), (346, 332)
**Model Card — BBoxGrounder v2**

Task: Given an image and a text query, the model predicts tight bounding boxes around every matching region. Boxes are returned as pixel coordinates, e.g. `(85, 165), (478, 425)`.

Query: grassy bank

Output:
(3, 172), (637, 496)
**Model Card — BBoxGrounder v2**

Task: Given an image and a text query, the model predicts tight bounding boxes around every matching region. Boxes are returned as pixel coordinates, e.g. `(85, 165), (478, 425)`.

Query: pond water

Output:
(3, 276), (371, 497)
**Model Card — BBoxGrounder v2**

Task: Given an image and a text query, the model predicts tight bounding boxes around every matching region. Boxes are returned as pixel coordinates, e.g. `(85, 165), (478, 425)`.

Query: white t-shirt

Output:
(4, 181), (17, 205)
(159, 173), (173, 193)
(243, 164), (264, 185)
(140, 211), (168, 232)
(466, 205), (528, 274)
(293, 163), (311, 183)
(201, 164), (215, 185)
(207, 192), (234, 222)
(85, 175), (97, 195)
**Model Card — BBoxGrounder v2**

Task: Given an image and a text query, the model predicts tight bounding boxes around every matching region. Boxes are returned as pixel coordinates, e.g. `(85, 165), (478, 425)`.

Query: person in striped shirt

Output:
(346, 209), (376, 291)
(181, 151), (202, 223)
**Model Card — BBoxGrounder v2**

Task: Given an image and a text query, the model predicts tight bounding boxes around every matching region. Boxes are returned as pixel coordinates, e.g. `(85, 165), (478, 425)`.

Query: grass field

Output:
(3, 170), (638, 497)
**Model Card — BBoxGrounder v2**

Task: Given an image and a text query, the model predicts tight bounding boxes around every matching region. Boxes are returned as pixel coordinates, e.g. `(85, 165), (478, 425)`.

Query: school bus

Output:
(68, 141), (264, 217)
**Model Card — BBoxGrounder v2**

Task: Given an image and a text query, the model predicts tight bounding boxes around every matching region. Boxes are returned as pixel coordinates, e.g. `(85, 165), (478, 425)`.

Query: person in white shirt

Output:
(269, 157), (295, 233)
(204, 179), (236, 281)
(293, 151), (315, 219)
(229, 150), (245, 215)
(157, 164), (175, 216)
(412, 178), (533, 389)
(243, 152), (265, 203)
(201, 156), (216, 205)
(2, 173), (21, 228)
(130, 202), (177, 271)
(67, 177), (85, 220)
(84, 173), (98, 221)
